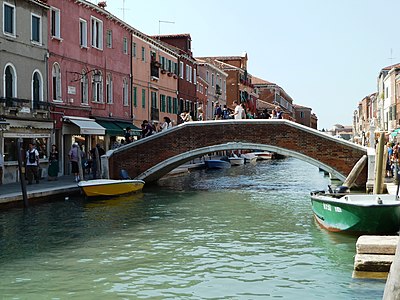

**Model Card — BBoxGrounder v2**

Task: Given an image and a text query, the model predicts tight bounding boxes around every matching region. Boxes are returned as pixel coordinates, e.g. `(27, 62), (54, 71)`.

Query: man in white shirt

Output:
(231, 101), (244, 119)
(26, 142), (40, 184)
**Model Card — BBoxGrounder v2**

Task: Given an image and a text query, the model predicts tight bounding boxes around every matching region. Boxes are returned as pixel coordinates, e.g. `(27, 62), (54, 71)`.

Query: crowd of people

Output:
(5, 102), (284, 184)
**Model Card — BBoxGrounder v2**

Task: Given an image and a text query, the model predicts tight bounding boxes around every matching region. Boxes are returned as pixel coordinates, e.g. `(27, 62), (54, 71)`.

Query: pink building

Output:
(131, 31), (179, 129)
(46, 0), (134, 174)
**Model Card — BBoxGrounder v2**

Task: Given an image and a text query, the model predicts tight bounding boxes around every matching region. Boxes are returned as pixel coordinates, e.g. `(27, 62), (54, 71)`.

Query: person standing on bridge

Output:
(180, 110), (193, 122)
(274, 106), (283, 119)
(160, 116), (173, 132)
(214, 102), (223, 120)
(231, 101), (244, 119)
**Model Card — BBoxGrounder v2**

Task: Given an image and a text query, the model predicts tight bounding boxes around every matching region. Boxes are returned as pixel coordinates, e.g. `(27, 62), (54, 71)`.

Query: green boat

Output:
(310, 191), (400, 234)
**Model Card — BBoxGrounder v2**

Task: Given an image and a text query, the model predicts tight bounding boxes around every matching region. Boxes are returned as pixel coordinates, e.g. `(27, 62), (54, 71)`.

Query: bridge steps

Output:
(353, 235), (399, 279)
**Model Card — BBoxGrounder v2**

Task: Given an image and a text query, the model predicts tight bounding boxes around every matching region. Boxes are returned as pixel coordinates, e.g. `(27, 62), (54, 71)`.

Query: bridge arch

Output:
(104, 120), (369, 187)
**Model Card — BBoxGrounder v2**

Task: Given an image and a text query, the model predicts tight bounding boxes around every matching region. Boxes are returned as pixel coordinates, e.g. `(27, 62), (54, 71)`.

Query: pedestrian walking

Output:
(26, 142), (40, 184)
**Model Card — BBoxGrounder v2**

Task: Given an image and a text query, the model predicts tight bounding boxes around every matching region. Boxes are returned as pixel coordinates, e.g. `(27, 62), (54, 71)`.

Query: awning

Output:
(113, 121), (141, 136)
(96, 120), (125, 136)
(6, 119), (53, 130)
(63, 116), (105, 135)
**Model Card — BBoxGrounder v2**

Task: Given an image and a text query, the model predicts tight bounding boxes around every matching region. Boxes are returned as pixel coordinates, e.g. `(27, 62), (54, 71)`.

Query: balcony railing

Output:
(0, 97), (30, 107)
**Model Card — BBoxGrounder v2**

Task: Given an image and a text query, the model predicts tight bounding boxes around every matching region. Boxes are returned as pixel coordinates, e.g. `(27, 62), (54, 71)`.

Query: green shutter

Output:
(160, 95), (166, 112)
(142, 89), (146, 108)
(173, 97), (178, 114)
(133, 87), (137, 107)
(167, 96), (172, 113)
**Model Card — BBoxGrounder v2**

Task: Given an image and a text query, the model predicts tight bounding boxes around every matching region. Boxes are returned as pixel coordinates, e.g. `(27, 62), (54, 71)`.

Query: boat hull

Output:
(241, 153), (257, 163)
(229, 157), (245, 166)
(253, 152), (273, 160)
(204, 160), (231, 169)
(310, 193), (400, 234)
(78, 179), (145, 197)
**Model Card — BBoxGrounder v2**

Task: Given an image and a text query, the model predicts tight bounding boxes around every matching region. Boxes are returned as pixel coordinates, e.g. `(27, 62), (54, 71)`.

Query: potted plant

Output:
(161, 69), (167, 74)
(173, 74), (178, 79)
(167, 72), (173, 77)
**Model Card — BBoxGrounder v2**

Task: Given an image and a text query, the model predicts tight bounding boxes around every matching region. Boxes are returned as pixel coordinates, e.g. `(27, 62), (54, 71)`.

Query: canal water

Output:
(0, 158), (385, 299)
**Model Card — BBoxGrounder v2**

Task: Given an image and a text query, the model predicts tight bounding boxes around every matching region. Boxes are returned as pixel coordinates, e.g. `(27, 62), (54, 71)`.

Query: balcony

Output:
(0, 97), (30, 108)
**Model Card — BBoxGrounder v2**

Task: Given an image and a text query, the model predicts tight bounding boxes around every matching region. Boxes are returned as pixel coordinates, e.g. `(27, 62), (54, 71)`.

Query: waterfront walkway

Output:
(0, 161), (205, 208)
(0, 175), (80, 207)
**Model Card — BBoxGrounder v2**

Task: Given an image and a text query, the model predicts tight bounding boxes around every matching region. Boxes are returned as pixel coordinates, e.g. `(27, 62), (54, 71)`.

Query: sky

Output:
(89, 0), (399, 130)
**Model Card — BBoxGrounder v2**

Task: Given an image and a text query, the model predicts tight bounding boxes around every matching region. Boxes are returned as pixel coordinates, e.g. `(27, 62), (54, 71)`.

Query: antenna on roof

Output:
(388, 48), (396, 64)
(158, 20), (175, 35)
(118, 0), (129, 21)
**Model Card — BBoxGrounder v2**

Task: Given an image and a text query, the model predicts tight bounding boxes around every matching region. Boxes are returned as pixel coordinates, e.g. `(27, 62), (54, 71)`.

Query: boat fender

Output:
(376, 197), (383, 205)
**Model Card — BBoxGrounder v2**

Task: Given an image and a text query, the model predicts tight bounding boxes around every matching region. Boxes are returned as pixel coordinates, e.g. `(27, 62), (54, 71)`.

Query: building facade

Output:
(1, 0), (52, 184)
(196, 60), (227, 120)
(132, 32), (179, 129)
(153, 34), (197, 122)
(46, 0), (134, 174)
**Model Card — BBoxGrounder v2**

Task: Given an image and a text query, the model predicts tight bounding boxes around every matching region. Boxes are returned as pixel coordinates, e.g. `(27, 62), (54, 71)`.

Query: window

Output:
(211, 73), (215, 87)
(174, 62), (178, 75)
(141, 89), (146, 108)
(106, 74), (113, 104)
(123, 79), (129, 106)
(132, 42), (137, 57)
(4, 64), (17, 98)
(180, 62), (184, 79)
(4, 137), (49, 162)
(79, 19), (87, 47)
(193, 68), (197, 85)
(106, 30), (112, 48)
(151, 91), (157, 108)
(160, 94), (166, 112)
(91, 17), (103, 49)
(31, 14), (41, 44)
(206, 71), (209, 82)
(141, 47), (145, 61)
(133, 87), (137, 107)
(173, 97), (178, 114)
(92, 71), (103, 102)
(186, 65), (190, 81)
(32, 70), (43, 106)
(80, 71), (88, 104)
(167, 60), (172, 72)
(189, 66), (192, 82)
(52, 63), (61, 101)
(123, 37), (128, 54)
(3, 3), (15, 36)
(51, 8), (60, 38)
(300, 111), (305, 119)
(167, 96), (172, 113)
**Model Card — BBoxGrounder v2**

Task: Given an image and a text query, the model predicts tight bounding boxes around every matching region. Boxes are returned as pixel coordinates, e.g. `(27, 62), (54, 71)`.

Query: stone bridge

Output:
(103, 119), (371, 187)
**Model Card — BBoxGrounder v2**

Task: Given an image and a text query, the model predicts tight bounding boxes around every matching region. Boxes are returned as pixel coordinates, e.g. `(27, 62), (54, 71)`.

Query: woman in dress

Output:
(48, 144), (59, 181)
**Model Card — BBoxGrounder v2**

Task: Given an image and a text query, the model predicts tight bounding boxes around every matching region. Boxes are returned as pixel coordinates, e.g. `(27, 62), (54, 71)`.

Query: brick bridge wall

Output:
(108, 120), (368, 186)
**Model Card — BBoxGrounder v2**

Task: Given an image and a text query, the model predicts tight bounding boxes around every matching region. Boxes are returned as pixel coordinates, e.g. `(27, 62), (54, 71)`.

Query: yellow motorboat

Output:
(78, 179), (145, 197)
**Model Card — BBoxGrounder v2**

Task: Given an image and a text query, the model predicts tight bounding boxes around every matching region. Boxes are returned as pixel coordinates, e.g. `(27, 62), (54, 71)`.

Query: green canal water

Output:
(0, 158), (385, 299)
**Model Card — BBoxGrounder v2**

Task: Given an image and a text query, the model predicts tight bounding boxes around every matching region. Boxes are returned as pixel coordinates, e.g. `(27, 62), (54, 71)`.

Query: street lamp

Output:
(68, 68), (102, 83)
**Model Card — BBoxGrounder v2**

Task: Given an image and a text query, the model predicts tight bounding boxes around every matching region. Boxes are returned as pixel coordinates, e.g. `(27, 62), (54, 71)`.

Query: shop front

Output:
(62, 116), (105, 175)
(2, 119), (54, 184)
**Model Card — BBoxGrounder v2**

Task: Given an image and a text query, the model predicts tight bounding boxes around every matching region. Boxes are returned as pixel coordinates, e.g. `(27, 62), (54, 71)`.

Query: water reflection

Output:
(0, 158), (385, 299)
